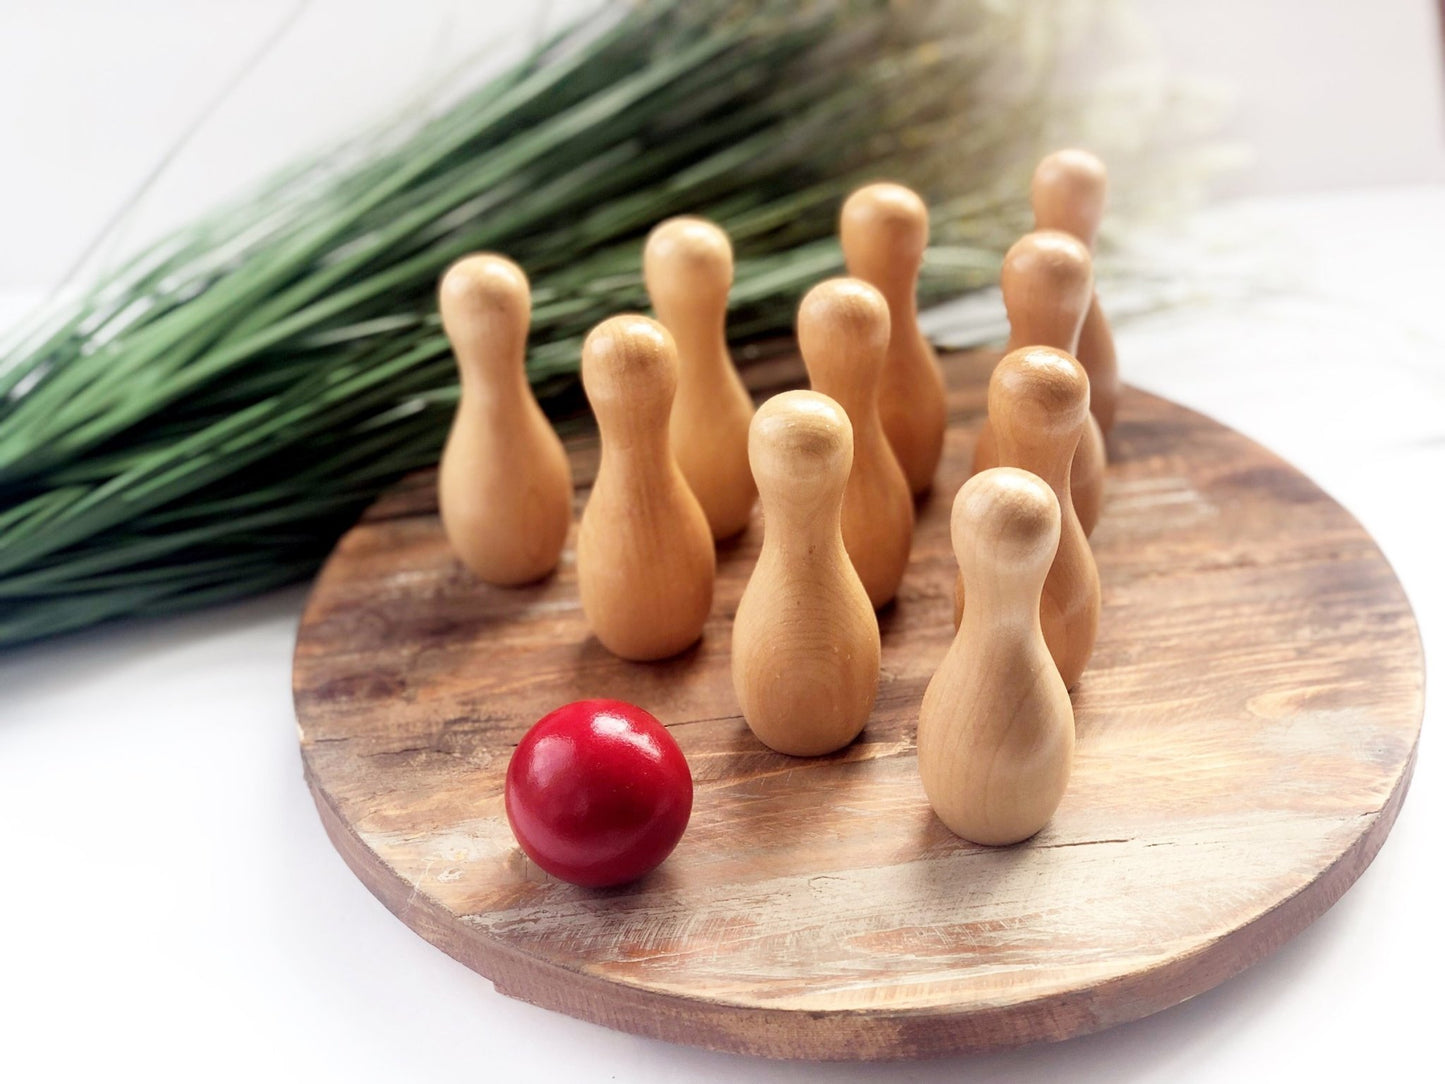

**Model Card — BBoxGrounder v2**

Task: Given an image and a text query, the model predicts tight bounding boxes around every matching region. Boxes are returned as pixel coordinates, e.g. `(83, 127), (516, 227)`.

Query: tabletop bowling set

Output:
(438, 148), (1117, 856)
(294, 140), (1423, 1054)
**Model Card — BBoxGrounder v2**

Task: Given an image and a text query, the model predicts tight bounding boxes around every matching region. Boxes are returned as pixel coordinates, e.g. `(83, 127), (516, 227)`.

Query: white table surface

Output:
(2, 186), (1440, 1082)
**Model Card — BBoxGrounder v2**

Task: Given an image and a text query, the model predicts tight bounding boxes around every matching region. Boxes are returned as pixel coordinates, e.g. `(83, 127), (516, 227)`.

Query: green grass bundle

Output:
(0, 0), (1197, 646)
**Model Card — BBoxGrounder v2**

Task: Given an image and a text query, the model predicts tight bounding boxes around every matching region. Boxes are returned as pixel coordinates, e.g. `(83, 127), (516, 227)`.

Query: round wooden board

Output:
(292, 348), (1423, 1061)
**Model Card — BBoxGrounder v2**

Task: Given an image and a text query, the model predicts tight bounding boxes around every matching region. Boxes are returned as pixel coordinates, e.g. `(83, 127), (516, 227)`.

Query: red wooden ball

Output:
(504, 699), (693, 887)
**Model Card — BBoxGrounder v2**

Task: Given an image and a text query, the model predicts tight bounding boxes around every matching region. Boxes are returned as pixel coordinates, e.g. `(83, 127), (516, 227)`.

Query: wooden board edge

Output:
(297, 734), (1420, 1061)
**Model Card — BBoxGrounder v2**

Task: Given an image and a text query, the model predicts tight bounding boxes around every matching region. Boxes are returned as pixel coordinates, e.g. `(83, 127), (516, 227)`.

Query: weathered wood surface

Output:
(292, 348), (1423, 1060)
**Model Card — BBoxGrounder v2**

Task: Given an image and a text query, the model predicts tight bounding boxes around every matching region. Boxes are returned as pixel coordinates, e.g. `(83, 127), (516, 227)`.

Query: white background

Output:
(2, 3), (1443, 1081)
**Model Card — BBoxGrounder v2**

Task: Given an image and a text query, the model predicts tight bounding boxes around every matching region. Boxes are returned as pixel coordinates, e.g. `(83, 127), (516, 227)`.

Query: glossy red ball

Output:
(504, 699), (693, 887)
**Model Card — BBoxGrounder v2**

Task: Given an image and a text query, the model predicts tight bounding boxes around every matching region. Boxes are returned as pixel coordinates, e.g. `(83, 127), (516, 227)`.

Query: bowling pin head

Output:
(438, 254), (530, 381)
(797, 278), (891, 403)
(1031, 149), (1108, 248)
(1002, 230), (1094, 352)
(953, 467), (1062, 600)
(750, 390), (853, 517)
(989, 346), (1090, 462)
(581, 314), (679, 439)
(839, 182), (929, 288)
(643, 216), (733, 329)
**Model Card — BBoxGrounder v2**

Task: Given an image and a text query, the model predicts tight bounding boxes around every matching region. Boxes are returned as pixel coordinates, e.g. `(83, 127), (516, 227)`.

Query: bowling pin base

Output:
(294, 348), (1422, 1061)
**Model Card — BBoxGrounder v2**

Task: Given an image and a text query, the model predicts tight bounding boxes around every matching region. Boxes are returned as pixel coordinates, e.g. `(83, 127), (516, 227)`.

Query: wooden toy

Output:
(959, 347), (1100, 688)
(577, 315), (715, 661)
(732, 390), (880, 756)
(1031, 148), (1121, 434)
(840, 182), (947, 495)
(973, 230), (1108, 535)
(919, 468), (1074, 844)
(644, 216), (756, 539)
(294, 346), (1422, 1060)
(437, 255), (572, 585)
(797, 278), (914, 608)
(505, 699), (692, 887)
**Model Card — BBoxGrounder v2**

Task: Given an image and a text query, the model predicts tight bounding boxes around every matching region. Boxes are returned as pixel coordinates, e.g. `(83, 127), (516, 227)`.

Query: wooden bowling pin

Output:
(577, 315), (715, 661)
(957, 347), (1100, 688)
(437, 254), (572, 586)
(972, 230), (1107, 536)
(919, 467), (1075, 845)
(840, 182), (947, 496)
(644, 216), (757, 539)
(1031, 149), (1121, 435)
(732, 391), (880, 756)
(797, 278), (915, 609)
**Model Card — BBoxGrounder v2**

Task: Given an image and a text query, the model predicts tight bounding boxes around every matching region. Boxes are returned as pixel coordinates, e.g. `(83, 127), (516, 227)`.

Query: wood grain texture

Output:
(293, 347), (1423, 1061)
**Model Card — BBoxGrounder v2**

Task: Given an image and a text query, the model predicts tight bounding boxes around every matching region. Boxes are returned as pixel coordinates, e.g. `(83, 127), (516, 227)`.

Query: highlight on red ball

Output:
(504, 699), (693, 887)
